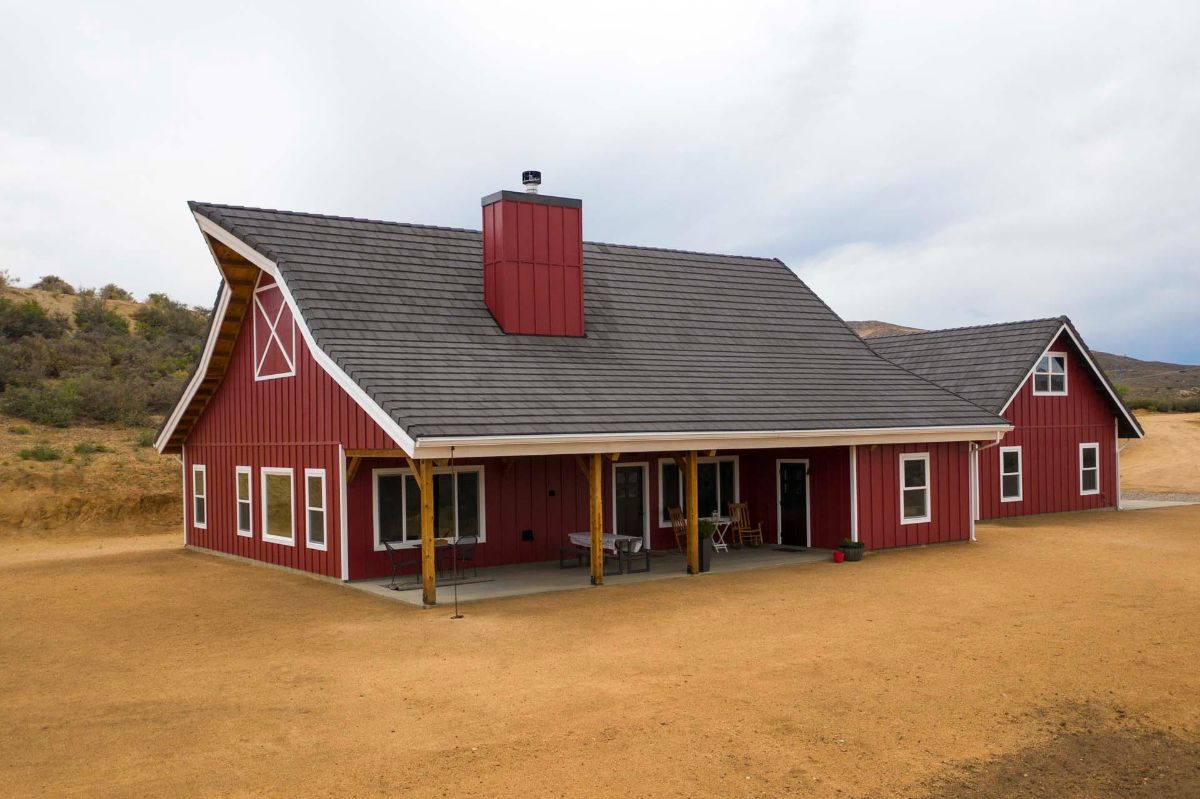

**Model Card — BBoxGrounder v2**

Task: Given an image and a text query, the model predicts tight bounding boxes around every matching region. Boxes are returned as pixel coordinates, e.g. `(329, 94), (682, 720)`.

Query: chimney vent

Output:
(522, 170), (542, 193)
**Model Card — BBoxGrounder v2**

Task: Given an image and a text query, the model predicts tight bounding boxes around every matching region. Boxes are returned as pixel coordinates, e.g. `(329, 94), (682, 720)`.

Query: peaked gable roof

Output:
(165, 202), (1010, 455)
(867, 317), (1143, 437)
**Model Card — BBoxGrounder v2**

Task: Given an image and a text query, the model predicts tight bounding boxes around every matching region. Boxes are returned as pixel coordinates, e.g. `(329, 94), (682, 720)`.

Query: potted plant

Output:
(697, 519), (715, 573)
(838, 537), (865, 562)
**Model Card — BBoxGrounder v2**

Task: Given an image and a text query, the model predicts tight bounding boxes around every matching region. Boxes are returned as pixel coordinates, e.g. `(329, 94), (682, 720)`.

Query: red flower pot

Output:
(833, 550), (845, 563)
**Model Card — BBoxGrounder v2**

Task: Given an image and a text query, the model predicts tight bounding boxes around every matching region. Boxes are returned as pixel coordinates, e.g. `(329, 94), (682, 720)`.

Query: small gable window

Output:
(1033, 352), (1067, 395)
(253, 277), (296, 381)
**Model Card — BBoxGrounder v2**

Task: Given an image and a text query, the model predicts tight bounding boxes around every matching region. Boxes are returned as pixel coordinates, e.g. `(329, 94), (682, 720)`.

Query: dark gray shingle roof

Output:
(867, 317), (1142, 437)
(190, 202), (1007, 440)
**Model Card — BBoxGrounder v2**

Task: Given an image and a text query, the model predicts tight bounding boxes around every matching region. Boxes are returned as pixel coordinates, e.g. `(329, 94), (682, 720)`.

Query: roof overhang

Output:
(999, 322), (1145, 439)
(411, 423), (1012, 459)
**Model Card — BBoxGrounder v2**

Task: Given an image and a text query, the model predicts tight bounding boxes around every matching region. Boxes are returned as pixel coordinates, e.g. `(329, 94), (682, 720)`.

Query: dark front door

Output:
(614, 465), (645, 545)
(778, 462), (809, 547)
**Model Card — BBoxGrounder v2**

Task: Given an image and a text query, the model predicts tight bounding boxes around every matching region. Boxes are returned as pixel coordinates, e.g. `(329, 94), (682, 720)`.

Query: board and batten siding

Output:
(977, 330), (1119, 520)
(183, 273), (400, 578)
(855, 441), (972, 549)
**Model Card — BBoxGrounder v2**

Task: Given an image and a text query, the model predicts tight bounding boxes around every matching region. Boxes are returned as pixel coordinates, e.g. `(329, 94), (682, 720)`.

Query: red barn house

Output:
(155, 177), (1124, 605)
(868, 319), (1143, 521)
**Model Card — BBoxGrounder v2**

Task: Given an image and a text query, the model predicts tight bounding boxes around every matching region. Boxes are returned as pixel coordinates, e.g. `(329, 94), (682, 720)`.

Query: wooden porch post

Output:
(419, 459), (436, 606)
(686, 449), (699, 574)
(589, 452), (604, 585)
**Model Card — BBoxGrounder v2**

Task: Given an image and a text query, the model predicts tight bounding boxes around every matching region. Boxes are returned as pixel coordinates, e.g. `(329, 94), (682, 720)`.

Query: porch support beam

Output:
(589, 452), (604, 585)
(347, 456), (362, 484)
(686, 450), (699, 574)
(419, 459), (436, 606)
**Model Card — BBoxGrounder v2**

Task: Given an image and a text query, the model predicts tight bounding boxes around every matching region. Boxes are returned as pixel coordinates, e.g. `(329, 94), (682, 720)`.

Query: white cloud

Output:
(1, 0), (1197, 360)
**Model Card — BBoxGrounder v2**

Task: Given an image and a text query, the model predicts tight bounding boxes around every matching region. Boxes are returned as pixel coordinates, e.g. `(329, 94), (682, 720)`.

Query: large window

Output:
(999, 447), (1022, 502)
(261, 467), (295, 545)
(658, 457), (737, 523)
(192, 464), (207, 528)
(899, 453), (931, 524)
(1033, 352), (1067, 395)
(373, 467), (485, 549)
(305, 468), (327, 550)
(235, 466), (252, 536)
(1079, 443), (1100, 495)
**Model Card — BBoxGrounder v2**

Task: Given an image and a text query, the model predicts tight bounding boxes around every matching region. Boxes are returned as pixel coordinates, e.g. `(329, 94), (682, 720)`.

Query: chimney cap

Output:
(522, 170), (542, 192)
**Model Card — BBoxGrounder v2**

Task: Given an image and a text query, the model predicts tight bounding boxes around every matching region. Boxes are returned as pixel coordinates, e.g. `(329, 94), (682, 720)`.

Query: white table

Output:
(568, 532), (644, 554)
(708, 516), (732, 552)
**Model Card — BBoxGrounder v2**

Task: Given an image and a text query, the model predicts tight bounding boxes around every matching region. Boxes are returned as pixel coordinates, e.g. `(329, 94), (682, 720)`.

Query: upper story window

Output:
(253, 278), (296, 381)
(1033, 352), (1067, 395)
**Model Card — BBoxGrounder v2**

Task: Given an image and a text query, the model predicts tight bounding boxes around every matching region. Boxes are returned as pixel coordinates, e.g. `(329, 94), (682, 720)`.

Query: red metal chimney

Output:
(481, 173), (584, 336)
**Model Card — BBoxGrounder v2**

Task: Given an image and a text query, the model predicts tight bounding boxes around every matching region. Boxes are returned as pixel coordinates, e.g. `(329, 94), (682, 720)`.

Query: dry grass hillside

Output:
(1120, 412), (1200, 495)
(2, 284), (143, 324)
(0, 415), (179, 539)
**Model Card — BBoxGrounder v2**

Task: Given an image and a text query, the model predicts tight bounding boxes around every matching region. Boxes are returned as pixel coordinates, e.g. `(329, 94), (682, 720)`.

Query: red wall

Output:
(184, 273), (400, 578)
(978, 332), (1119, 519)
(855, 442), (972, 550)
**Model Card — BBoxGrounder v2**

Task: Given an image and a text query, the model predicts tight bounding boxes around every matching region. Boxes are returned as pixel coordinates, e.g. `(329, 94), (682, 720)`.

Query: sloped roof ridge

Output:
(869, 316), (1066, 341)
(188, 201), (780, 263)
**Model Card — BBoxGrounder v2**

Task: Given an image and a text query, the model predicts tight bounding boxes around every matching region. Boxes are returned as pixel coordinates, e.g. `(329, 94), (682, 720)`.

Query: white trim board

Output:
(155, 284), (231, 452)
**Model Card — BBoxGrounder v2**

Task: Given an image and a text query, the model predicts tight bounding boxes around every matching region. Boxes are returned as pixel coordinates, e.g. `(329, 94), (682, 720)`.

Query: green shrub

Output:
(1, 383), (81, 427)
(10, 424), (29, 434)
(18, 444), (61, 461)
(31, 275), (75, 295)
(73, 441), (111, 455)
(0, 297), (69, 340)
(0, 269), (13, 289)
(73, 295), (129, 338)
(98, 283), (134, 301)
(840, 538), (865, 549)
(134, 429), (157, 447)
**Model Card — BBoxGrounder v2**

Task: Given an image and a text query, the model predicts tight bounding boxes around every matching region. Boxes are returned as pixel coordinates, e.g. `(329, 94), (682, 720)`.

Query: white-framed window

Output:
(261, 467), (295, 546)
(373, 466), (485, 550)
(899, 453), (931, 524)
(305, 468), (328, 550)
(1033, 352), (1068, 395)
(658, 456), (739, 524)
(191, 464), (207, 528)
(999, 446), (1022, 502)
(1079, 443), (1100, 495)
(235, 466), (253, 536)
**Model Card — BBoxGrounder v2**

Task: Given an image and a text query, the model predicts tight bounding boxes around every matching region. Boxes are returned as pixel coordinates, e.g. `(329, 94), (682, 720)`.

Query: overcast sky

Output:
(2, 1), (1197, 362)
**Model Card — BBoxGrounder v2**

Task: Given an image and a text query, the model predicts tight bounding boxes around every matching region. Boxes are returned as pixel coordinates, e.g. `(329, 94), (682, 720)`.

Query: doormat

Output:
(773, 546), (808, 552)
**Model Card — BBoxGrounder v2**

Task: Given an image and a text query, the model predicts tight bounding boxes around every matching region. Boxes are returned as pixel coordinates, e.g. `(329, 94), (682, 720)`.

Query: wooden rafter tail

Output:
(347, 457), (362, 483)
(575, 454), (591, 480)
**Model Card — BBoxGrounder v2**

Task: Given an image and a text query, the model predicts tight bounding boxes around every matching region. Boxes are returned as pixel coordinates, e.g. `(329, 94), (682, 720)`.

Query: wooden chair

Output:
(728, 502), (764, 547)
(668, 507), (688, 553)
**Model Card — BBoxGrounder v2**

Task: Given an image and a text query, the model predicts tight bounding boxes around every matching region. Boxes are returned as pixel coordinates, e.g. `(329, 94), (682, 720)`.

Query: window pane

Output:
(308, 509), (325, 544)
(307, 475), (323, 509)
(1082, 469), (1098, 492)
(662, 463), (681, 520)
(697, 463), (718, 517)
(1002, 474), (1020, 499)
(903, 459), (926, 489)
(1082, 447), (1097, 469)
(237, 502), (251, 532)
(1034, 374), (1050, 392)
(1050, 356), (1065, 374)
(456, 472), (480, 536)
(194, 498), (206, 525)
(903, 487), (927, 519)
(265, 473), (292, 539)
(434, 473), (455, 537)
(1036, 355), (1049, 373)
(237, 471), (249, 500)
(1050, 375), (1065, 392)
(193, 469), (204, 495)
(404, 475), (421, 542)
(1002, 451), (1019, 474)
(719, 461), (735, 516)
(378, 475), (406, 543)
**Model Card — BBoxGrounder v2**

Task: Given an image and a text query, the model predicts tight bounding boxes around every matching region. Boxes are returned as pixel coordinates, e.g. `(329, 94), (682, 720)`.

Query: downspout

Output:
(179, 446), (187, 547)
(339, 444), (350, 581)
(849, 445), (859, 543)
(968, 439), (1003, 542)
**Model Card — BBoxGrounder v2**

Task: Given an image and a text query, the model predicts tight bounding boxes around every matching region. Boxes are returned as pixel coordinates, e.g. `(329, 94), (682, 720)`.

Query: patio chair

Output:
(728, 502), (764, 547)
(444, 535), (479, 580)
(382, 540), (420, 589)
(668, 507), (688, 553)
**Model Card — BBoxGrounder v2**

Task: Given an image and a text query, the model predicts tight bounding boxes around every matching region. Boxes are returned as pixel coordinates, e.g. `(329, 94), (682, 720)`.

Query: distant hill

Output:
(849, 320), (1200, 411)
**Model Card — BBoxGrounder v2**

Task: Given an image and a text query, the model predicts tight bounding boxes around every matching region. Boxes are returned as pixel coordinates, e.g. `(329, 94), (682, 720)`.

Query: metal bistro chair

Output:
(443, 534), (479, 580)
(382, 540), (420, 590)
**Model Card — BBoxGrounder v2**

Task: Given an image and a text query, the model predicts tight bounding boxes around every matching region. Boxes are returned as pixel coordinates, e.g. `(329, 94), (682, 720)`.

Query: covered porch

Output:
(348, 543), (833, 607)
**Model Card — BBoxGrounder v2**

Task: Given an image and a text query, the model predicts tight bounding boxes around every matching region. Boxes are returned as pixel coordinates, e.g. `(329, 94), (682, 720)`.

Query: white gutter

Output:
(849, 445), (859, 543)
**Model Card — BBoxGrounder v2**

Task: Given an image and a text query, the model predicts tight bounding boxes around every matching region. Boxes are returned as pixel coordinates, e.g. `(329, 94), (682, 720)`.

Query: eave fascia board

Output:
(412, 423), (1012, 459)
(998, 322), (1144, 438)
(174, 211), (418, 456)
(155, 283), (232, 453)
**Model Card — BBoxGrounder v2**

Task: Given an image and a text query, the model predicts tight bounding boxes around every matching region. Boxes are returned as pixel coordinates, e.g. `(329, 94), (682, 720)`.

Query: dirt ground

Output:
(2, 507), (1198, 798)
(1121, 412), (1200, 495)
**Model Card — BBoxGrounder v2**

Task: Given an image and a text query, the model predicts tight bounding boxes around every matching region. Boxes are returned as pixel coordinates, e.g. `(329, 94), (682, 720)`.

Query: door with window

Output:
(777, 461), (809, 547)
(614, 465), (646, 547)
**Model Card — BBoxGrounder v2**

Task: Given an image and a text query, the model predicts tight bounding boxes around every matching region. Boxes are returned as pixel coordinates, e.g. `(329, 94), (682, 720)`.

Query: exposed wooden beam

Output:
(686, 450), (699, 575)
(403, 454), (420, 477)
(347, 457), (362, 483)
(589, 452), (604, 585)
(575, 454), (591, 480)
(344, 448), (405, 458)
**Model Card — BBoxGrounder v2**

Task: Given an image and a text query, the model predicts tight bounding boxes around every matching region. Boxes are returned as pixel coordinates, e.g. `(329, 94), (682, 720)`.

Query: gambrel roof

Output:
(867, 317), (1143, 438)
(160, 202), (1012, 456)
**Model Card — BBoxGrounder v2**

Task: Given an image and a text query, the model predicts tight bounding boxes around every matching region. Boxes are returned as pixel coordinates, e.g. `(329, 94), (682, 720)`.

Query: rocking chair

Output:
(668, 507), (689, 554)
(728, 502), (764, 547)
